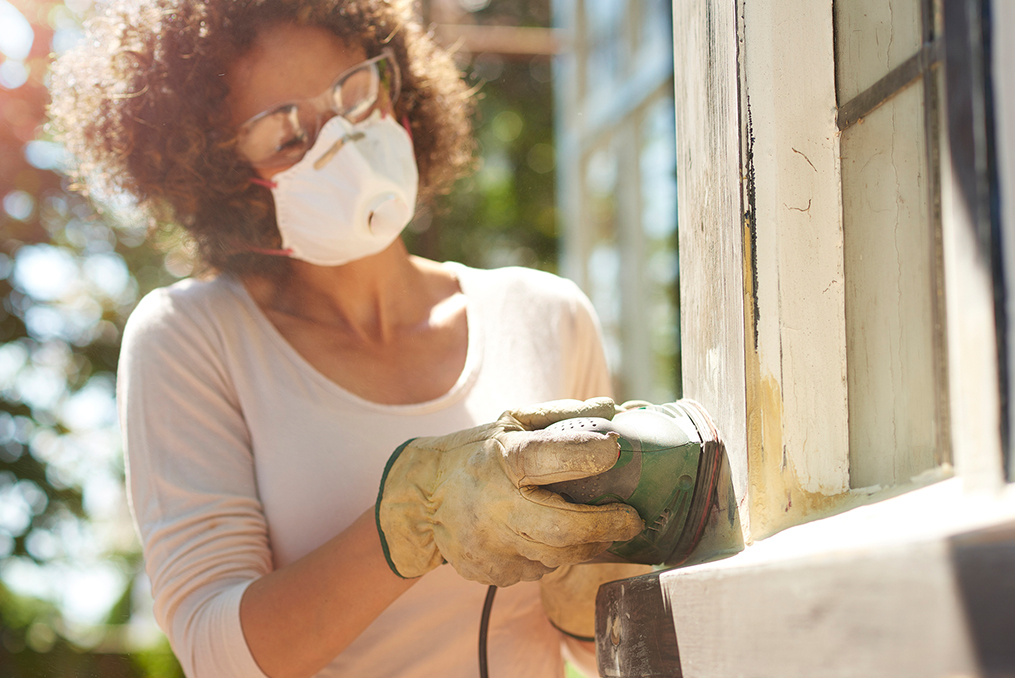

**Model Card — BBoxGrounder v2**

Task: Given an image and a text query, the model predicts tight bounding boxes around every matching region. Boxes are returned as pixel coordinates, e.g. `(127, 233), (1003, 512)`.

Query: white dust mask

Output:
(266, 113), (419, 266)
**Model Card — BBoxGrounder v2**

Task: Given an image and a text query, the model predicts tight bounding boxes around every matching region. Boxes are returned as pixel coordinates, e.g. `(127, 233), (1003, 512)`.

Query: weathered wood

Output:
(836, 39), (943, 130)
(840, 79), (942, 487)
(834, 0), (924, 103)
(595, 572), (681, 678)
(834, 0), (952, 490)
(940, 0), (1005, 488)
(673, 0), (749, 527)
(596, 482), (1015, 678)
(738, 0), (851, 536)
(662, 540), (975, 678)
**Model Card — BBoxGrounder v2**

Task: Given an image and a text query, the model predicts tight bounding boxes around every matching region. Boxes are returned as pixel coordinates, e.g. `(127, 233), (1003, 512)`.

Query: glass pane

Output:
(584, 0), (624, 93)
(840, 79), (942, 487)
(834, 0), (923, 103)
(640, 97), (679, 402)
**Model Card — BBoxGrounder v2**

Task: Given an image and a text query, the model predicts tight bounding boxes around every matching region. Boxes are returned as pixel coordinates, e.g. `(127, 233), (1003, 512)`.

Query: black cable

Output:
(478, 584), (497, 678)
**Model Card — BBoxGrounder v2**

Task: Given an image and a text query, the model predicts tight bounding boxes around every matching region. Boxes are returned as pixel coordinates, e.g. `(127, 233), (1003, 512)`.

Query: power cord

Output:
(478, 584), (497, 678)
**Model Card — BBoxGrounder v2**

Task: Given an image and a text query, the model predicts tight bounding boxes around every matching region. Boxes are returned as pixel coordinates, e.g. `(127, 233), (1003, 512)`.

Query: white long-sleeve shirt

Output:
(118, 262), (613, 678)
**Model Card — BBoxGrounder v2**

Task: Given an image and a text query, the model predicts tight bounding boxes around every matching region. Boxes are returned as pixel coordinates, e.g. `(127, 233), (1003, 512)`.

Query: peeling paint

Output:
(746, 372), (857, 539)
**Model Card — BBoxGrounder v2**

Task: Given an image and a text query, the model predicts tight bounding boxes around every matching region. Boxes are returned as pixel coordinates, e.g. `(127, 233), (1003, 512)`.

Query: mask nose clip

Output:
(313, 131), (366, 170)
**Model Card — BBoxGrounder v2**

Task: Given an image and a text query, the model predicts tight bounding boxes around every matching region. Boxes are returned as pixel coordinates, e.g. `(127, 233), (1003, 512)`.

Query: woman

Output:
(49, 1), (643, 677)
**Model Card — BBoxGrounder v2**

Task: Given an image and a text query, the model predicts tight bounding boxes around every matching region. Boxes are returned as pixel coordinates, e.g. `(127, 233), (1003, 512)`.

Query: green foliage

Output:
(405, 1), (558, 272)
(128, 637), (185, 678)
(1, 0), (560, 674)
(0, 1), (188, 674)
(406, 59), (559, 271)
(0, 576), (183, 677)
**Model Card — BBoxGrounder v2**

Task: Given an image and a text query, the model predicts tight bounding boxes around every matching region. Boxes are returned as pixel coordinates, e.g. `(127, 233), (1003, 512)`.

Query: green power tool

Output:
(544, 400), (725, 566)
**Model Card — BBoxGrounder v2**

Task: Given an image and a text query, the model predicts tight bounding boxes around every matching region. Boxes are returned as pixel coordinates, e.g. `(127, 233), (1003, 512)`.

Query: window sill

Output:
(595, 478), (1015, 678)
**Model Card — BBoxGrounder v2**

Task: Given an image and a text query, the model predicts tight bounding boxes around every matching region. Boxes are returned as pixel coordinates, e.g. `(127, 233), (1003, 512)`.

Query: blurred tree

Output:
(0, 0), (558, 674)
(407, 0), (560, 272)
(1, 0), (184, 673)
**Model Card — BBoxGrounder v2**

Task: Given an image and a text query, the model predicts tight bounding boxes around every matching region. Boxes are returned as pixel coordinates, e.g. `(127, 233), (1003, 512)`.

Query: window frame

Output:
(595, 1), (1015, 674)
(678, 0), (1010, 543)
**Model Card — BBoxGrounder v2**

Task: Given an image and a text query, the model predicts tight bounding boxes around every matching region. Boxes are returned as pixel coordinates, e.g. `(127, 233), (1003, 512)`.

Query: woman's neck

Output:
(243, 239), (453, 345)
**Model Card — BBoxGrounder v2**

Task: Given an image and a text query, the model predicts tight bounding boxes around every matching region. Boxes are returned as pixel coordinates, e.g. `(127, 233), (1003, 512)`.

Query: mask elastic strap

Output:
(250, 177), (278, 189)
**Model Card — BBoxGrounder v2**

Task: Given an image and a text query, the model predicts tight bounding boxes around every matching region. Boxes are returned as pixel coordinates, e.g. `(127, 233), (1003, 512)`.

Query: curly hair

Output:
(49, 0), (475, 275)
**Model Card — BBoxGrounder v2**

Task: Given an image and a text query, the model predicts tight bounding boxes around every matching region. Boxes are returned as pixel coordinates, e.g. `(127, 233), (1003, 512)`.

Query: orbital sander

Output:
(545, 400), (725, 566)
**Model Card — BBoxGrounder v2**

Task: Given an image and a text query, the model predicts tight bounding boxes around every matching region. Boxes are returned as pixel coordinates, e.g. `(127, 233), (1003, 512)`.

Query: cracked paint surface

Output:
(840, 79), (942, 489)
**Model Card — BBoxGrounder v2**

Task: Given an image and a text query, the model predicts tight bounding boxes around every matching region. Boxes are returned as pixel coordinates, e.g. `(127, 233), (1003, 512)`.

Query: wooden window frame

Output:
(594, 0), (1015, 675)
(679, 0), (1009, 541)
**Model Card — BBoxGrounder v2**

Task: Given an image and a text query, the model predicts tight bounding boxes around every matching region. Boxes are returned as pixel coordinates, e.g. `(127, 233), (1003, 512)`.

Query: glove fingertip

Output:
(581, 396), (618, 421)
(510, 430), (621, 485)
(616, 504), (646, 540)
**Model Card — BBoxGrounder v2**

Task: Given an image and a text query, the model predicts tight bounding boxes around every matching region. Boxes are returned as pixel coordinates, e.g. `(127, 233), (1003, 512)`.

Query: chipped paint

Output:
(735, 0), (858, 540)
(746, 372), (851, 538)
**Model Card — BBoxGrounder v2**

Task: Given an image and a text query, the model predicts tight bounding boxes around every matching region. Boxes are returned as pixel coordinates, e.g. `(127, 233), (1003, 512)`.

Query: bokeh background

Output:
(0, 0), (677, 675)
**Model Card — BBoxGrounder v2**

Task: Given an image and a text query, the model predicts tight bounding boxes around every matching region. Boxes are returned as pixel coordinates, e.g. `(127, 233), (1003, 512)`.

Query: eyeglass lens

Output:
(238, 55), (398, 169)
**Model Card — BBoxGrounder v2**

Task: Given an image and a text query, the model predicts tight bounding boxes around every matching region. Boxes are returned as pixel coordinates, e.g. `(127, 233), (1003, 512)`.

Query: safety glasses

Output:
(235, 48), (401, 170)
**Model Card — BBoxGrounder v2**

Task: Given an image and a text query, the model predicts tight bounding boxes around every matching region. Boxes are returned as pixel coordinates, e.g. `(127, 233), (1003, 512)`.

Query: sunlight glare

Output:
(62, 563), (126, 626)
(0, 0), (33, 61)
(13, 244), (80, 302)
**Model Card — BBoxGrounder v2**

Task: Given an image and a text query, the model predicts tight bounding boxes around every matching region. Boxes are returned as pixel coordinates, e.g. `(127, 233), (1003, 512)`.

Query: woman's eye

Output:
(275, 133), (307, 154)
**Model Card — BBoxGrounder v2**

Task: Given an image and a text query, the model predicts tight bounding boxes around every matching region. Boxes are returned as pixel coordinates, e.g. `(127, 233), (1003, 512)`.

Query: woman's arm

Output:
(239, 510), (416, 678)
(120, 287), (415, 678)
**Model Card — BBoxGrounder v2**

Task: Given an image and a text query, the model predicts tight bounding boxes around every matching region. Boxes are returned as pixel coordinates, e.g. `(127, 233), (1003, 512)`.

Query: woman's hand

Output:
(376, 398), (645, 586)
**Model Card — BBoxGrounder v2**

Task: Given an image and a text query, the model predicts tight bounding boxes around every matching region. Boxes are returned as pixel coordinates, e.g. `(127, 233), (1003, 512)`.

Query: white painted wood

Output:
(840, 80), (943, 488)
(994, 0), (1015, 480)
(668, 544), (974, 678)
(940, 99), (1005, 491)
(834, 0), (924, 103)
(672, 0), (1003, 537)
(672, 0), (749, 524)
(738, 0), (850, 534)
(656, 479), (1015, 678)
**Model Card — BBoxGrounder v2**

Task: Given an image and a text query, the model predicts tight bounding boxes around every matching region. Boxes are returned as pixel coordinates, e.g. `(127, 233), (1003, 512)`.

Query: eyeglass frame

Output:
(234, 47), (402, 169)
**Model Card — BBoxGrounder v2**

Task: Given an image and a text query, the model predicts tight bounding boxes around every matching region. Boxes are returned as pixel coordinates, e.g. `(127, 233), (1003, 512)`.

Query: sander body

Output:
(544, 400), (725, 566)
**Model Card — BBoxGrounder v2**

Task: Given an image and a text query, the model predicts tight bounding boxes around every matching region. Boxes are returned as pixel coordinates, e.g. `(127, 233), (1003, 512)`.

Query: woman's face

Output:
(227, 24), (368, 180)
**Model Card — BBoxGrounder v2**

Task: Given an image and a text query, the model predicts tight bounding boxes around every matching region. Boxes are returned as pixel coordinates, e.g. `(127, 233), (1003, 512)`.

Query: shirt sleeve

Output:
(118, 287), (271, 678)
(559, 279), (614, 401)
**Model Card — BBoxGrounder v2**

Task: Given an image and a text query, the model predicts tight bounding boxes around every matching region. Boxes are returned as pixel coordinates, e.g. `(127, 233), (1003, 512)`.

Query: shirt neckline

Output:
(226, 261), (482, 415)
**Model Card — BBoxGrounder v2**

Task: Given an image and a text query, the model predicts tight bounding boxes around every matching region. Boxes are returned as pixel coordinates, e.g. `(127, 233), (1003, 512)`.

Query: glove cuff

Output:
(540, 562), (654, 640)
(376, 438), (443, 579)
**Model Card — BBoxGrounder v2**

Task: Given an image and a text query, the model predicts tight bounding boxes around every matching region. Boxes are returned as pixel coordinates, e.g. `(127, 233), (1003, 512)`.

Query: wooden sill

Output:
(595, 478), (1015, 678)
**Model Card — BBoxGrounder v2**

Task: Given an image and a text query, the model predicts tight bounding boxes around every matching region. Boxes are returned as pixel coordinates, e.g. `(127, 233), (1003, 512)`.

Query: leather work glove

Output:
(540, 562), (654, 640)
(375, 398), (645, 587)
